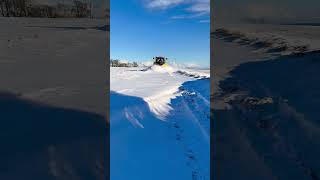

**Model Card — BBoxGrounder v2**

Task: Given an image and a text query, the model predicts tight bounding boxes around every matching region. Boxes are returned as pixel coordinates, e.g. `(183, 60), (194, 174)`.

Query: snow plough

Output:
(153, 56), (168, 66)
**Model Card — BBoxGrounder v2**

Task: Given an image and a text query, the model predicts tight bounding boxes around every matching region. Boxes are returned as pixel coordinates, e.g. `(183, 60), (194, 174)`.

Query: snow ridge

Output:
(213, 28), (313, 55)
(111, 65), (209, 121)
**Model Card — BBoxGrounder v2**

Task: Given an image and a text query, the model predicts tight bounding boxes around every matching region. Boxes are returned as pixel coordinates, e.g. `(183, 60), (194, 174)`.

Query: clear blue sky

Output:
(111, 0), (210, 68)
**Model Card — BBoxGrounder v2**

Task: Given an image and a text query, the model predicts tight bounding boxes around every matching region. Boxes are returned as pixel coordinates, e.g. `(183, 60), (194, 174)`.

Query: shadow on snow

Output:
(0, 91), (108, 180)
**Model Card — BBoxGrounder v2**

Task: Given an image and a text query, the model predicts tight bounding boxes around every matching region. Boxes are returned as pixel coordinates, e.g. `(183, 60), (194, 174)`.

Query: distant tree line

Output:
(0, 0), (93, 18)
(110, 59), (139, 67)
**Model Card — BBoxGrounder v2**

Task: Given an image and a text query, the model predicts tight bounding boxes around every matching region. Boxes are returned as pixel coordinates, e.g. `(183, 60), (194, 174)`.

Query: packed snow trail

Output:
(110, 65), (210, 180)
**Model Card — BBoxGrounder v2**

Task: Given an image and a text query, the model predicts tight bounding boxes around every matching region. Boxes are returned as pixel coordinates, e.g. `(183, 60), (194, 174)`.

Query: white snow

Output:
(111, 65), (209, 119)
(214, 23), (320, 55)
(213, 22), (320, 180)
(0, 17), (108, 179)
(0, 17), (108, 115)
(111, 64), (210, 180)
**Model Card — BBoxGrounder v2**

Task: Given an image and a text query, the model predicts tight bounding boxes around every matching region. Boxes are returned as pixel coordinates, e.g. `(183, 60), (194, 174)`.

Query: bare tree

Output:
(0, 0), (95, 18)
(0, 0), (5, 16)
(14, 0), (30, 16)
(0, 0), (32, 17)
(133, 62), (138, 67)
(3, 0), (12, 17)
(73, 0), (89, 17)
(111, 60), (120, 67)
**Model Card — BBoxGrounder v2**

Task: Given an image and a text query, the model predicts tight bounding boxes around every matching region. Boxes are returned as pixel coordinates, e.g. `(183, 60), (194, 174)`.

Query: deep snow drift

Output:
(213, 23), (320, 180)
(214, 23), (320, 56)
(111, 65), (210, 180)
(111, 65), (209, 119)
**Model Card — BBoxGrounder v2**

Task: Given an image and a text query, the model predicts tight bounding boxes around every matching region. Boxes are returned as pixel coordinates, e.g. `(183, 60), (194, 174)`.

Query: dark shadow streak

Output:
(0, 92), (108, 179)
(26, 25), (110, 32)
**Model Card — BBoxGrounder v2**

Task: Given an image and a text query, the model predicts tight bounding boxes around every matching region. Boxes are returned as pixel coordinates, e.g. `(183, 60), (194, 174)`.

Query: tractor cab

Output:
(153, 56), (167, 66)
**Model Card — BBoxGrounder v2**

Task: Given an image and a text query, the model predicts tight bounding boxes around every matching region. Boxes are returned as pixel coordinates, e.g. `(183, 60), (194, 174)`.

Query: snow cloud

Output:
(143, 0), (210, 20)
(146, 0), (186, 9)
(199, 19), (210, 23)
(186, 1), (210, 16)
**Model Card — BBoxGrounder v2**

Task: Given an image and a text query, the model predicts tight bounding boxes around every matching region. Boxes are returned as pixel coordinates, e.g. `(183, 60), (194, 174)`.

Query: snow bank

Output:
(148, 64), (175, 74)
(213, 23), (320, 179)
(215, 52), (320, 179)
(111, 66), (185, 120)
(176, 68), (210, 79)
(214, 24), (320, 55)
(111, 65), (210, 120)
(110, 77), (210, 180)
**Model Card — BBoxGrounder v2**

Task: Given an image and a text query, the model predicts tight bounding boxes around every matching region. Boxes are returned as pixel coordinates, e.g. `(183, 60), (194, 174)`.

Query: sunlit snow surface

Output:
(111, 65), (209, 120)
(110, 65), (210, 180)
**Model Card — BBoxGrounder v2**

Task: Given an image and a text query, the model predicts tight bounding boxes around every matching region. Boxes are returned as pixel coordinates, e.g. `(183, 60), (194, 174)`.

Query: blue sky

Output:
(111, 0), (210, 68)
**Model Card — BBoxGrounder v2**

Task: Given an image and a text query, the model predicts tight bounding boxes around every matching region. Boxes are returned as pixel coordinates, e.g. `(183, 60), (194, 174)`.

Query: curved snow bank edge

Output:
(213, 28), (315, 55)
(144, 85), (182, 120)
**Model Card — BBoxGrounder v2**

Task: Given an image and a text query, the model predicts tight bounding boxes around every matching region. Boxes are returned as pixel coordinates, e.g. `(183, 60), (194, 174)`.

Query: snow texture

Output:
(213, 23), (320, 180)
(111, 65), (209, 119)
(111, 65), (210, 180)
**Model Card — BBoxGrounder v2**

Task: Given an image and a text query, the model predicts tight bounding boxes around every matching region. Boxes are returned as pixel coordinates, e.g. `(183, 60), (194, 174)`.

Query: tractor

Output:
(153, 56), (167, 66)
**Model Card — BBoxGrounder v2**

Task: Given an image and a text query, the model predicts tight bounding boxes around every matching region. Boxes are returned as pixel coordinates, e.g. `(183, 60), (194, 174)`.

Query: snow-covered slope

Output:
(111, 65), (209, 119)
(111, 65), (210, 180)
(213, 24), (320, 56)
(216, 52), (320, 180)
(213, 23), (320, 179)
(0, 17), (108, 179)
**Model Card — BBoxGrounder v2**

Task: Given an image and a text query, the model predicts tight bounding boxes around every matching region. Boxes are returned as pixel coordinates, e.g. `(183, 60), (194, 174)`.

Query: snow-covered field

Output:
(213, 23), (320, 179)
(111, 65), (210, 180)
(0, 17), (108, 179)
(0, 17), (108, 115)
